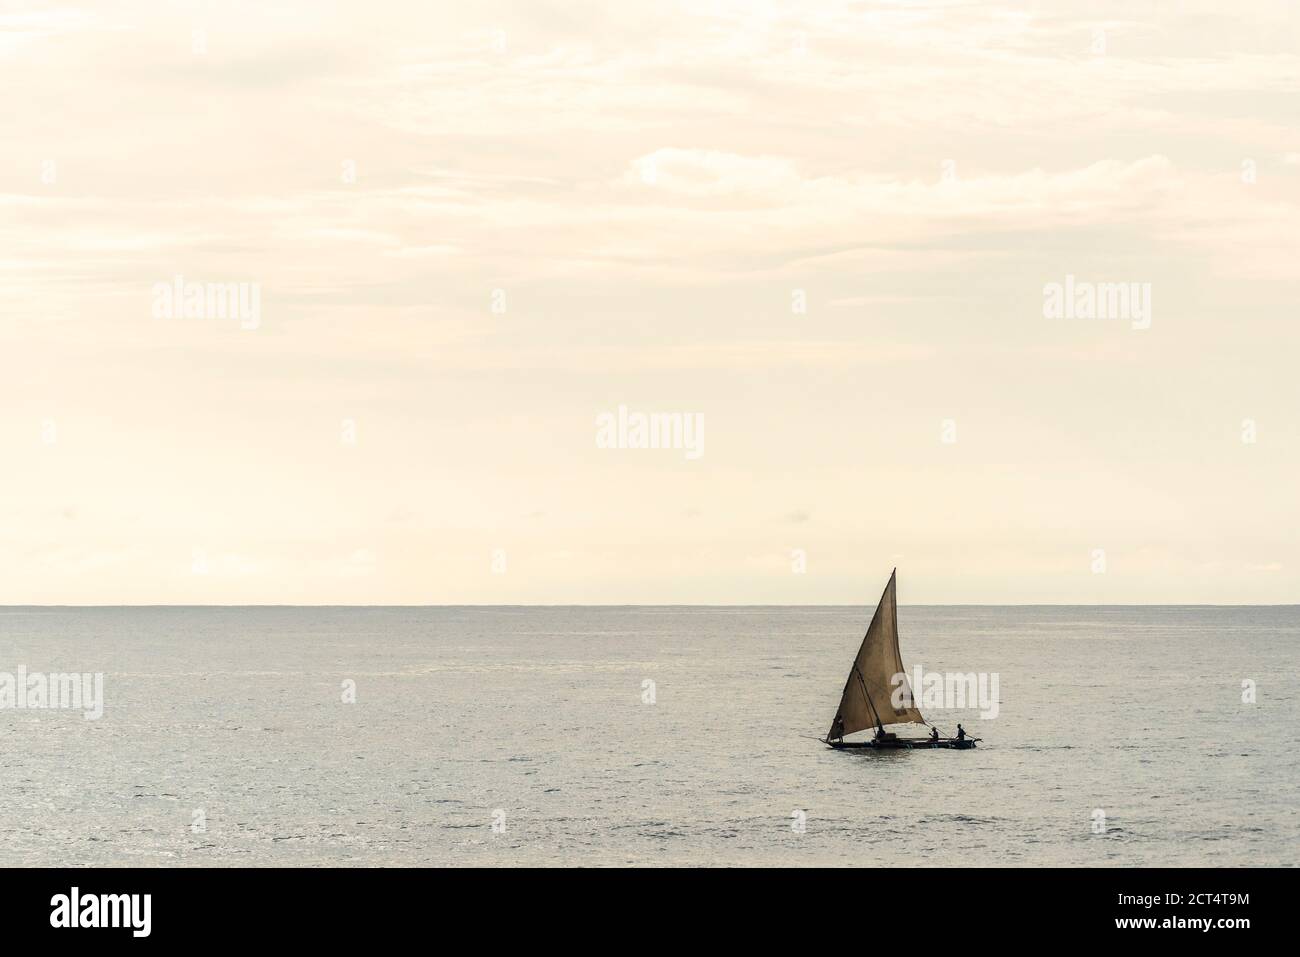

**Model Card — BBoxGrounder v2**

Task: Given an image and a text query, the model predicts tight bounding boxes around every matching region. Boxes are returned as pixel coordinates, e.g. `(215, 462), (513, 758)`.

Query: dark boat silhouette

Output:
(824, 569), (979, 750)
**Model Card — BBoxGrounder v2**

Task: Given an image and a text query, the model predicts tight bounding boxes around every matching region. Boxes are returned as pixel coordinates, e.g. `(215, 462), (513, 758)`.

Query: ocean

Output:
(1, 606), (1295, 866)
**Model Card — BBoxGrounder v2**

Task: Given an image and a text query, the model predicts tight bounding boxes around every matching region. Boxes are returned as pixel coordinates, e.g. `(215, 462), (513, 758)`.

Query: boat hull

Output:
(827, 738), (977, 750)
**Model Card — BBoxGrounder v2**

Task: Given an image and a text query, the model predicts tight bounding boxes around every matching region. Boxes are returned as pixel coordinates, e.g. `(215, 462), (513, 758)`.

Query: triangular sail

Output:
(827, 570), (925, 739)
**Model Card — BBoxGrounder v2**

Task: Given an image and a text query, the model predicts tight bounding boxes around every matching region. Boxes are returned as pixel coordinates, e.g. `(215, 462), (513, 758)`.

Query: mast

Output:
(851, 665), (880, 728)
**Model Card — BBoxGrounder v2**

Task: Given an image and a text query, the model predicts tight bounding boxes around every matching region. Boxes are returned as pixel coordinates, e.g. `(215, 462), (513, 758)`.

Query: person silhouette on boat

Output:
(874, 719), (885, 741)
(956, 723), (966, 741)
(830, 714), (846, 743)
(930, 726), (940, 743)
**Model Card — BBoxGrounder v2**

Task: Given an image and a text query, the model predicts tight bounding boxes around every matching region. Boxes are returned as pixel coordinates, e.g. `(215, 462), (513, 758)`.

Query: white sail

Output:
(827, 569), (926, 739)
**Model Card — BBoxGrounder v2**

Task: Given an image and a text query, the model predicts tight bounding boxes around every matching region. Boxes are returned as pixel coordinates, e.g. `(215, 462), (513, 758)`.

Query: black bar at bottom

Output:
(0, 866), (1280, 943)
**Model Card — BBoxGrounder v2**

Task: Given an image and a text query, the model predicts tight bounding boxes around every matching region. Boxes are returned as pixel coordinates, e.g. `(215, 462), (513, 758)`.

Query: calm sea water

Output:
(1, 606), (1295, 867)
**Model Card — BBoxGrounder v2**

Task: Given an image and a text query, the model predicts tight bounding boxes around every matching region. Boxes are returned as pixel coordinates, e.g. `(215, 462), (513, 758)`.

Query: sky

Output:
(2, 1), (1298, 604)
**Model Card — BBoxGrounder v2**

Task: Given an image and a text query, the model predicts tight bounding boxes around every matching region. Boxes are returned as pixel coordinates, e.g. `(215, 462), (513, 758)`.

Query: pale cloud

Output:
(624, 149), (801, 195)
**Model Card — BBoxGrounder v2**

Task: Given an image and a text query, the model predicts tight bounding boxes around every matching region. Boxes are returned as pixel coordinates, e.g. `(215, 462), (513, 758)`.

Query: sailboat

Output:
(824, 569), (978, 750)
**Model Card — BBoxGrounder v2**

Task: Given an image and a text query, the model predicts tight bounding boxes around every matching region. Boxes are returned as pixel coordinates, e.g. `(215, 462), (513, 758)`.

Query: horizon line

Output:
(2, 602), (1296, 609)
